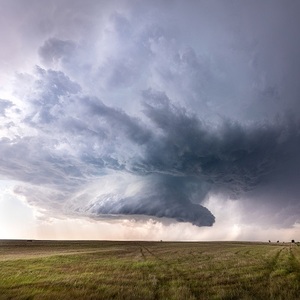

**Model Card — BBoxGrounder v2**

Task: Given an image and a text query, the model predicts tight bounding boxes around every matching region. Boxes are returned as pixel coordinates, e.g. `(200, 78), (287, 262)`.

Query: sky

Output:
(1, 0), (300, 241)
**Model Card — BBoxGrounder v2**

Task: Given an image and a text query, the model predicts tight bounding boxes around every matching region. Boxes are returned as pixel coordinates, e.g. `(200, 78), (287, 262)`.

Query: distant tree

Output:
(269, 240), (271, 243)
(291, 239), (295, 243)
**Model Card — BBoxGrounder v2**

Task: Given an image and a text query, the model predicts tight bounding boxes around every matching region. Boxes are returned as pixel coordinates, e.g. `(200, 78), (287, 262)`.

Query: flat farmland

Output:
(0, 240), (300, 299)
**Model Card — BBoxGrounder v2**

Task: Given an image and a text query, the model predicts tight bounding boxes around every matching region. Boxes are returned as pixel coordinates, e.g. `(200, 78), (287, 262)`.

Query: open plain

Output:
(0, 240), (299, 299)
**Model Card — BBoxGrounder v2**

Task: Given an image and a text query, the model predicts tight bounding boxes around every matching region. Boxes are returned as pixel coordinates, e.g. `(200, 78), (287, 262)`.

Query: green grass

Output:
(0, 240), (300, 299)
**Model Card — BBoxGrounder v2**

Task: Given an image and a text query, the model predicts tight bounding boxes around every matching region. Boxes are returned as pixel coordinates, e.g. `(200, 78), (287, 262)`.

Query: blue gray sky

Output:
(1, 0), (300, 240)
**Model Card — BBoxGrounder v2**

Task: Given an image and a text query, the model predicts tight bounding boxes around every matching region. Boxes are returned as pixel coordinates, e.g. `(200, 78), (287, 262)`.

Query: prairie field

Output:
(0, 240), (299, 299)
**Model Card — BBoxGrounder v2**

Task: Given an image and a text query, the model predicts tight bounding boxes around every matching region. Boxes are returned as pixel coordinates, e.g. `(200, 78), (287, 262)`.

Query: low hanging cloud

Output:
(3, 69), (300, 227)
(1, 0), (300, 229)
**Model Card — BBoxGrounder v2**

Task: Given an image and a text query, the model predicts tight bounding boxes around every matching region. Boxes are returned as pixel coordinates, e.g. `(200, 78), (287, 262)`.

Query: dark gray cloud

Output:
(1, 0), (300, 229)
(94, 192), (214, 227)
(140, 90), (300, 200)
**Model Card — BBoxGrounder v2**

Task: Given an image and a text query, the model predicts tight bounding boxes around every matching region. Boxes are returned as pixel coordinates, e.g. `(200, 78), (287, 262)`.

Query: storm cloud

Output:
(1, 0), (300, 231)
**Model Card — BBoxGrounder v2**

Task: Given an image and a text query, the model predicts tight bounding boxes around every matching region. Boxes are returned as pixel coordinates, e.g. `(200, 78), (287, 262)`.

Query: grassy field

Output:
(0, 240), (300, 299)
